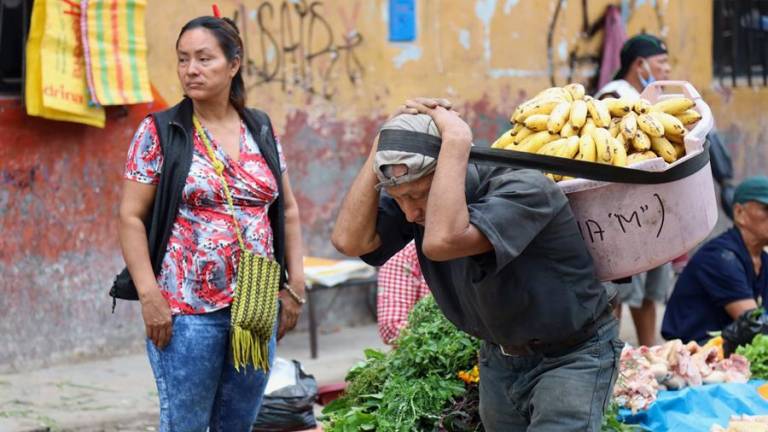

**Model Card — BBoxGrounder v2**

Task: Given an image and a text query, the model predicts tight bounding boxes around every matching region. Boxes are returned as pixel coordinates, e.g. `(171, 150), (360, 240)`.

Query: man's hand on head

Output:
(411, 105), (473, 146)
(392, 97), (454, 117)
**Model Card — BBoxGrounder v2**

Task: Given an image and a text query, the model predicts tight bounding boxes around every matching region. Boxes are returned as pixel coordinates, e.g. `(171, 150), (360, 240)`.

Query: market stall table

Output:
(303, 257), (377, 359)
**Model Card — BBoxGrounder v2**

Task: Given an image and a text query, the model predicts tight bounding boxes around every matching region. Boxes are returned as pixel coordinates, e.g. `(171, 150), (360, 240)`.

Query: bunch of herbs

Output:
(321, 296), (480, 432)
(736, 333), (768, 379)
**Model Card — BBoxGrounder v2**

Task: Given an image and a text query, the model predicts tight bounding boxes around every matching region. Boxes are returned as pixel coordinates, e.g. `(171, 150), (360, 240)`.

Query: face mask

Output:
(638, 60), (656, 88)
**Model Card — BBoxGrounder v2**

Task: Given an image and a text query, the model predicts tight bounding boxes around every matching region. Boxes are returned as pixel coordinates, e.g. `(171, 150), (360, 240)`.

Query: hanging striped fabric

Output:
(81, 0), (153, 106)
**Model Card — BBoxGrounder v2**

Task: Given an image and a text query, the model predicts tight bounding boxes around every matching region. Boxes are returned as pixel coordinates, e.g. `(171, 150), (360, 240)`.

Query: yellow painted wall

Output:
(143, 0), (766, 253)
(146, 1), (726, 125)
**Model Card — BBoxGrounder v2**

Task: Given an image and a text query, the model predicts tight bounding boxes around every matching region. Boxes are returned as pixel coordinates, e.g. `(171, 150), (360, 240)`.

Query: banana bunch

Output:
(491, 83), (703, 182)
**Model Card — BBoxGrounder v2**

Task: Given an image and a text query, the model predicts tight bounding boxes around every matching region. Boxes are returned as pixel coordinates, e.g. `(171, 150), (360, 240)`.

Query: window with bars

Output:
(713, 0), (768, 87)
(0, 0), (32, 95)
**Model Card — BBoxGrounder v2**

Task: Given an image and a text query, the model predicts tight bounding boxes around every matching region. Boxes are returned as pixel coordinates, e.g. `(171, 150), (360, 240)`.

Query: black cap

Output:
(613, 34), (668, 80)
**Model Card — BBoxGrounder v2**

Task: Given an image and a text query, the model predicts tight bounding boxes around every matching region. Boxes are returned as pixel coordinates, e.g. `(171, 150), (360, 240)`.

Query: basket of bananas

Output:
(490, 80), (716, 281)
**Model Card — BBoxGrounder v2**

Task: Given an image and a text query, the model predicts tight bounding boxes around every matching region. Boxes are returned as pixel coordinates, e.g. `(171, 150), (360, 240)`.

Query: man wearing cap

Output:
(662, 176), (768, 344)
(595, 33), (670, 100)
(596, 34), (674, 347)
(332, 101), (621, 430)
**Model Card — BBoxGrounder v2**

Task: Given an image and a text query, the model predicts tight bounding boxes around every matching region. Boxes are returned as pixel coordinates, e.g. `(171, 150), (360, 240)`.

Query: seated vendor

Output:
(662, 176), (768, 344)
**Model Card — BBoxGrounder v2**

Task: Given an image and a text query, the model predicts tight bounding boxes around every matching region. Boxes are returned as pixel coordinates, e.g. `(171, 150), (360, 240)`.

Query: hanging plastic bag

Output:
(723, 308), (768, 356)
(252, 358), (318, 432)
(81, 0), (153, 106)
(25, 0), (105, 127)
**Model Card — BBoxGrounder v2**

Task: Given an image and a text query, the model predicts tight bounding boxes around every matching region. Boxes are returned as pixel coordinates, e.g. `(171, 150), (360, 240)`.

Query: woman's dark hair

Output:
(177, 16), (246, 112)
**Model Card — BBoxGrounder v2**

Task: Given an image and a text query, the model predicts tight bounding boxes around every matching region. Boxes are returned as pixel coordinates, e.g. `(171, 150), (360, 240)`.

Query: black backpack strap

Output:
(378, 129), (710, 184)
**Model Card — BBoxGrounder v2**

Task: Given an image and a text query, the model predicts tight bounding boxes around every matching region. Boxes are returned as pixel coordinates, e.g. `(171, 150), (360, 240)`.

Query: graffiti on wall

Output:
(546, 0), (666, 88)
(230, 0), (365, 100)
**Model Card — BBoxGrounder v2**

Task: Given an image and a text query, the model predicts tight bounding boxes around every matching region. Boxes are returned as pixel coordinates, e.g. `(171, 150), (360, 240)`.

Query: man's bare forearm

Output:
(424, 135), (471, 248)
(332, 151), (382, 256)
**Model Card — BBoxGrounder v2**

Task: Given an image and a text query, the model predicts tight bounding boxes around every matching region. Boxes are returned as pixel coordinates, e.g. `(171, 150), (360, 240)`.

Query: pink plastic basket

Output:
(557, 81), (716, 281)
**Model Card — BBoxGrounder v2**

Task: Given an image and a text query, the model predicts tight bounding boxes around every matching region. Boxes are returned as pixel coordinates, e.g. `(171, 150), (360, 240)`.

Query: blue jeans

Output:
(478, 318), (622, 431)
(145, 307), (277, 432)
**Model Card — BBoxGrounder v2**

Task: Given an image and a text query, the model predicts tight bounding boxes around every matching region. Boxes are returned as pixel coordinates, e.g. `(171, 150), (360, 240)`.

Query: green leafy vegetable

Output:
(321, 295), (635, 431)
(737, 333), (768, 379)
(320, 296), (480, 432)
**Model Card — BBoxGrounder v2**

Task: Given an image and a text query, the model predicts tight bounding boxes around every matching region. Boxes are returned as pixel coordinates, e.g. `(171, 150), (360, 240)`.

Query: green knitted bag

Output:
(194, 116), (279, 372)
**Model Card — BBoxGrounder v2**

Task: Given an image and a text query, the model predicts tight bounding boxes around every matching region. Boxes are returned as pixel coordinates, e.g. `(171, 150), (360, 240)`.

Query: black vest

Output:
(110, 98), (286, 309)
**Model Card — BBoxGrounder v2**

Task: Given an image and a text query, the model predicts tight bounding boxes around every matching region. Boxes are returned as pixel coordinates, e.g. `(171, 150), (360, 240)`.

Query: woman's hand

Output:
(277, 280), (305, 340)
(140, 287), (173, 349)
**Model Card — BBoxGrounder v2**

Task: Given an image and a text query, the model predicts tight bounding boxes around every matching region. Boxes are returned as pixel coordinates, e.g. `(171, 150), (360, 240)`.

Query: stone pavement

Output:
(0, 324), (387, 432)
(0, 305), (653, 432)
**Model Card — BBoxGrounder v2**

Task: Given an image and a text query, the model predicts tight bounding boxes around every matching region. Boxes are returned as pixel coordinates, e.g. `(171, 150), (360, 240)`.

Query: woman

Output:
(118, 14), (305, 431)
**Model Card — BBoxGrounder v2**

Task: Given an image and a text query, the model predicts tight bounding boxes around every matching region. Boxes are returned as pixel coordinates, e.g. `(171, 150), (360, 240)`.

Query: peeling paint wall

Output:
(0, 99), (160, 371)
(3, 0), (767, 369)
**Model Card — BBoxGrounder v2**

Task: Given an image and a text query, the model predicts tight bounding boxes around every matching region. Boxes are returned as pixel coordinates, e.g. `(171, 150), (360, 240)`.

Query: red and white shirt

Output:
(377, 241), (431, 344)
(124, 116), (285, 315)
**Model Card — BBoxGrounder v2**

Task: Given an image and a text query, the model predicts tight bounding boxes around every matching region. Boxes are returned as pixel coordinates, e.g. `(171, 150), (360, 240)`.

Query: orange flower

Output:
(458, 365), (480, 384)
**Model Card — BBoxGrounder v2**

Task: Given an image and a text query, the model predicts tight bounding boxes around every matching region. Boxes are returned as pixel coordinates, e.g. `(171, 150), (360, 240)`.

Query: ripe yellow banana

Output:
(612, 138), (628, 167)
(615, 132), (628, 152)
(675, 109), (702, 126)
(672, 142), (686, 159)
(666, 132), (684, 144)
(650, 111), (687, 137)
(637, 113), (665, 137)
(557, 136), (581, 159)
(516, 130), (559, 153)
(537, 138), (566, 156)
(608, 117), (621, 138)
(650, 136), (678, 163)
(524, 114), (550, 132)
(513, 127), (534, 144)
(509, 122), (524, 135)
(512, 97), (563, 123)
(653, 97), (695, 115)
(491, 129), (516, 149)
(564, 83), (586, 101)
(569, 100), (588, 128)
(632, 130), (652, 152)
(620, 112), (638, 140)
(560, 121), (579, 138)
(633, 98), (652, 115)
(581, 118), (597, 138)
(591, 127), (614, 164)
(536, 87), (572, 102)
(547, 101), (572, 134)
(604, 97), (633, 117)
(577, 134), (597, 162)
(587, 98), (612, 128)
(627, 151), (659, 165)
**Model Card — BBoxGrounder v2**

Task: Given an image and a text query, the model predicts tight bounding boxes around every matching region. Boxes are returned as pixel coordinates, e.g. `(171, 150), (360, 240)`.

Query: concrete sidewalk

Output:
(0, 305), (652, 431)
(0, 324), (387, 432)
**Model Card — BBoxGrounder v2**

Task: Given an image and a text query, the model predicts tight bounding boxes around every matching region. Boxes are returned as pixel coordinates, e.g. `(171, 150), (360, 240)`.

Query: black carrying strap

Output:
(378, 129), (711, 184)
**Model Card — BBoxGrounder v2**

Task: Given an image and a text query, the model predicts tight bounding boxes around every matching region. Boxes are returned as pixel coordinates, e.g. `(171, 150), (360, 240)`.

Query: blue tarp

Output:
(619, 381), (768, 431)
